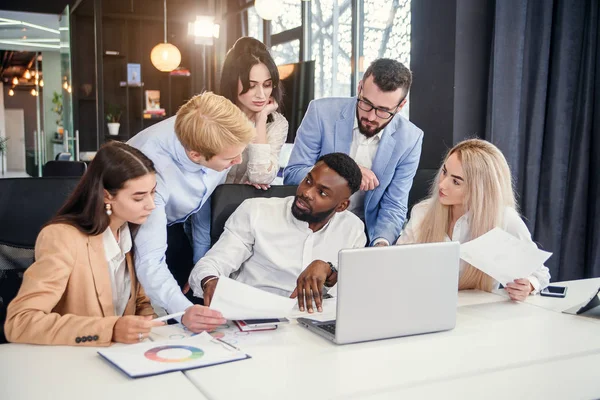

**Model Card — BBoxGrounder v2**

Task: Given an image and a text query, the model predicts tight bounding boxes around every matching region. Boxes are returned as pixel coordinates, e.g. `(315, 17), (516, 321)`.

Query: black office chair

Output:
(0, 177), (80, 343)
(43, 160), (87, 177)
(210, 184), (298, 245)
(407, 168), (438, 214)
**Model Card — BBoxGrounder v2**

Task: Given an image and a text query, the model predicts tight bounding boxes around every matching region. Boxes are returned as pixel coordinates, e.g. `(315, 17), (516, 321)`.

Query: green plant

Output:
(0, 137), (8, 154)
(51, 91), (63, 127)
(105, 103), (122, 123)
(0, 137), (8, 175)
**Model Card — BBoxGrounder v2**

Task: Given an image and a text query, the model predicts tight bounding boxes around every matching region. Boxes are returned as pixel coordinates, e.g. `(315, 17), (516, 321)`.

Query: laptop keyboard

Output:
(316, 322), (336, 335)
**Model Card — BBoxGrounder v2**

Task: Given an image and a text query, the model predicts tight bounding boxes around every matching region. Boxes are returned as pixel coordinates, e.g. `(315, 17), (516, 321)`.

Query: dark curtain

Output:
(485, 0), (600, 280)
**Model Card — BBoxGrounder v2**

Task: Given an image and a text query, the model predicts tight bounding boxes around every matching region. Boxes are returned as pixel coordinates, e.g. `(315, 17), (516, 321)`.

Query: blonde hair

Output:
(414, 139), (516, 291)
(174, 92), (255, 159)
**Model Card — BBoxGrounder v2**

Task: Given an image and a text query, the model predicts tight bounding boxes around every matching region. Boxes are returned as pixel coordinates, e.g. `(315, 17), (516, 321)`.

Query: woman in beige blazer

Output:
(5, 141), (164, 346)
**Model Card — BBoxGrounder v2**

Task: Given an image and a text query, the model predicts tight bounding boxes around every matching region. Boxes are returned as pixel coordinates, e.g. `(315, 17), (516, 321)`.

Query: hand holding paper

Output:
(459, 227), (552, 286)
(209, 277), (296, 320)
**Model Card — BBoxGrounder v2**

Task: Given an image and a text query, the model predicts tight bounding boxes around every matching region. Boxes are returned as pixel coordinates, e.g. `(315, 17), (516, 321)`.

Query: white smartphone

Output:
(540, 286), (567, 298)
(241, 318), (289, 328)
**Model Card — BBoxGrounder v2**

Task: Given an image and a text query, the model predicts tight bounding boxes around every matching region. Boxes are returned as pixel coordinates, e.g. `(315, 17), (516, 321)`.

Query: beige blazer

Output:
(5, 223), (155, 346)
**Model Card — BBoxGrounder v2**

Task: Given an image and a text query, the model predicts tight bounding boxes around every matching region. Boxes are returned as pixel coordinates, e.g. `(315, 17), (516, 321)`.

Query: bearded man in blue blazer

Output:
(284, 59), (423, 246)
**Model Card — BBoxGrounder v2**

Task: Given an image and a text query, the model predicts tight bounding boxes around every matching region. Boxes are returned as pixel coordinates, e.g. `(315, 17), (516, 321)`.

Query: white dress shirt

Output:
(397, 200), (551, 292)
(102, 224), (132, 316)
(189, 196), (367, 298)
(348, 117), (383, 219)
(226, 112), (289, 185)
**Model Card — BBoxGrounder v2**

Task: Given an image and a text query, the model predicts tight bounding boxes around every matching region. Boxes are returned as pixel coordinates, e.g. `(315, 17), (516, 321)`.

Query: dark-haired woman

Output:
(219, 37), (289, 189)
(5, 141), (164, 346)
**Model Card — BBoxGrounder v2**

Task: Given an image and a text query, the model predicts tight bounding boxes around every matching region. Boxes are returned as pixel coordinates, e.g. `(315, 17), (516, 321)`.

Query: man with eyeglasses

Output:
(284, 58), (423, 246)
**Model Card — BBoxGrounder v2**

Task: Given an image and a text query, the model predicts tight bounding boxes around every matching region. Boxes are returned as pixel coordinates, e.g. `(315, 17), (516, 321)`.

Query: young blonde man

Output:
(128, 92), (255, 333)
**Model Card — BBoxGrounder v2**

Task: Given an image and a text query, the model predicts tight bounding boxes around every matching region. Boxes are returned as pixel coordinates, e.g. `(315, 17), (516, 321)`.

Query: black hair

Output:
(362, 58), (412, 100)
(218, 37), (283, 123)
(317, 153), (362, 195)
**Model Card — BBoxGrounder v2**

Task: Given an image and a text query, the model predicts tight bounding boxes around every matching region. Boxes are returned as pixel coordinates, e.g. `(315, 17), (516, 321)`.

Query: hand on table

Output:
(112, 315), (165, 344)
(290, 260), (333, 313)
(181, 304), (226, 333)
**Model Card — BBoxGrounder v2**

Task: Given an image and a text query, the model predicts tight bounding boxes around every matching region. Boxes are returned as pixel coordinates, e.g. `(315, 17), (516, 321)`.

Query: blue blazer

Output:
(284, 97), (423, 245)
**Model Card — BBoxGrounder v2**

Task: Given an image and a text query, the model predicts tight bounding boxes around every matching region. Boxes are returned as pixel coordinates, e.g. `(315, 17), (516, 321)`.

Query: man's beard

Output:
(291, 195), (337, 224)
(356, 114), (391, 138)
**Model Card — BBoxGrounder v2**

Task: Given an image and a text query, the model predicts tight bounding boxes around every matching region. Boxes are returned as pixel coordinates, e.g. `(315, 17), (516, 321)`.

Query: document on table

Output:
(460, 227), (552, 285)
(288, 297), (337, 322)
(98, 332), (250, 378)
(210, 276), (296, 320)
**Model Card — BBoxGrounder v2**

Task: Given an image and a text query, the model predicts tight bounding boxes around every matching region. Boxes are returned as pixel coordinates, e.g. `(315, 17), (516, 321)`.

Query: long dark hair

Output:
(48, 141), (156, 236)
(218, 37), (283, 123)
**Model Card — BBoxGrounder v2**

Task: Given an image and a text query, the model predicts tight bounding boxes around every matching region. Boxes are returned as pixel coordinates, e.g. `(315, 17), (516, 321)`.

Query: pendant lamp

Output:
(151, 0), (181, 72)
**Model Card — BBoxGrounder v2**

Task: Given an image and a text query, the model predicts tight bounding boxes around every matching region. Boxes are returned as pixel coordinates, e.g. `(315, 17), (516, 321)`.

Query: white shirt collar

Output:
(102, 223), (132, 261)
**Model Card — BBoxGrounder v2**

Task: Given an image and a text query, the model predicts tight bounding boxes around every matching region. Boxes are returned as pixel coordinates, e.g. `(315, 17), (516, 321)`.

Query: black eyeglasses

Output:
(357, 90), (402, 120)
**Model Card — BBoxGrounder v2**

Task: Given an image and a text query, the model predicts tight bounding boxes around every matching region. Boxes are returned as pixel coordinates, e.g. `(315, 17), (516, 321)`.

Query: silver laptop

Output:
(297, 242), (460, 344)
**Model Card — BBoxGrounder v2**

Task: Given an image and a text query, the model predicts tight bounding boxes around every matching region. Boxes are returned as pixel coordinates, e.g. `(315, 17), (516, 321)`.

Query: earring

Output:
(105, 203), (112, 216)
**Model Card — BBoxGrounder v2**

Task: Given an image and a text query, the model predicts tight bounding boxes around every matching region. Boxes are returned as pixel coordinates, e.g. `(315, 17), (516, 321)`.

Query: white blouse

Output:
(102, 223), (132, 316)
(397, 200), (551, 293)
(226, 112), (289, 185)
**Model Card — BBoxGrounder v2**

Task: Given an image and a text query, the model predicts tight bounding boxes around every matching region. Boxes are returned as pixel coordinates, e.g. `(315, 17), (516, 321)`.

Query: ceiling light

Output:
(255, 0), (282, 20)
(8, 89), (14, 96)
(31, 88), (37, 96)
(63, 81), (69, 90)
(188, 16), (220, 45)
(12, 77), (18, 85)
(24, 70), (31, 80)
(39, 79), (44, 87)
(150, 0), (181, 72)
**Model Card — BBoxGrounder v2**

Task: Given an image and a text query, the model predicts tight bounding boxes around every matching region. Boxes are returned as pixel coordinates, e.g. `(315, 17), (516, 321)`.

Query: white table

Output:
(0, 343), (208, 400)
(494, 278), (600, 314)
(360, 351), (600, 399)
(183, 290), (600, 399)
(2, 280), (599, 400)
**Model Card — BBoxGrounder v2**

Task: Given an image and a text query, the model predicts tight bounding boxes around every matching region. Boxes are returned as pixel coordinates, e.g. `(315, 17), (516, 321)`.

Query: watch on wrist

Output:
(325, 262), (337, 287)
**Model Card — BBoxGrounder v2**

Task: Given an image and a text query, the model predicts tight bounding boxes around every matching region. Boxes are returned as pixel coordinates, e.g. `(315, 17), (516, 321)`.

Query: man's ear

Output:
(357, 80), (363, 95)
(397, 97), (408, 111)
(185, 149), (208, 165)
(335, 199), (350, 213)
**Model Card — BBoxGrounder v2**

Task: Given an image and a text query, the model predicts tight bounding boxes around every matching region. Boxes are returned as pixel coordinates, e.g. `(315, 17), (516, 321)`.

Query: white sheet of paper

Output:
(288, 297), (337, 321)
(209, 277), (296, 320)
(98, 332), (248, 378)
(459, 227), (552, 285)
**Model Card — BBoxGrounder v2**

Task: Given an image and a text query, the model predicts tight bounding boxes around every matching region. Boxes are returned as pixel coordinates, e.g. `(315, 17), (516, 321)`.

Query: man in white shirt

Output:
(189, 153), (366, 313)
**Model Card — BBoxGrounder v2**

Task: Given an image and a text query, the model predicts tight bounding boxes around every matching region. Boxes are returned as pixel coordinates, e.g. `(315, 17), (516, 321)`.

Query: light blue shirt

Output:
(128, 117), (227, 313)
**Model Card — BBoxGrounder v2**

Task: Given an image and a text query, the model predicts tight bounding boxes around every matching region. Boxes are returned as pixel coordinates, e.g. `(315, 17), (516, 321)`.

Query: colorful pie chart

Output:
(144, 345), (204, 363)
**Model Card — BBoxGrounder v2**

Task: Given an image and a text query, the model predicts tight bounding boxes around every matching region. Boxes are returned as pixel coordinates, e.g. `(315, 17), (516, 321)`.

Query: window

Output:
(271, 39), (300, 65)
(247, 6), (264, 41)
(271, 0), (302, 35)
(360, 0), (411, 117)
(311, 0), (353, 98)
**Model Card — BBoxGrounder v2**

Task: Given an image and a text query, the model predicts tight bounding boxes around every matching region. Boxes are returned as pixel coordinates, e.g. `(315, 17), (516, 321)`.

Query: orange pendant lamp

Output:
(151, 0), (181, 72)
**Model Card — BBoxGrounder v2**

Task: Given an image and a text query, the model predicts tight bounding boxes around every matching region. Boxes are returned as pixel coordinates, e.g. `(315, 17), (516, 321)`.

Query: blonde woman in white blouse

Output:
(397, 139), (550, 301)
(219, 37), (289, 189)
